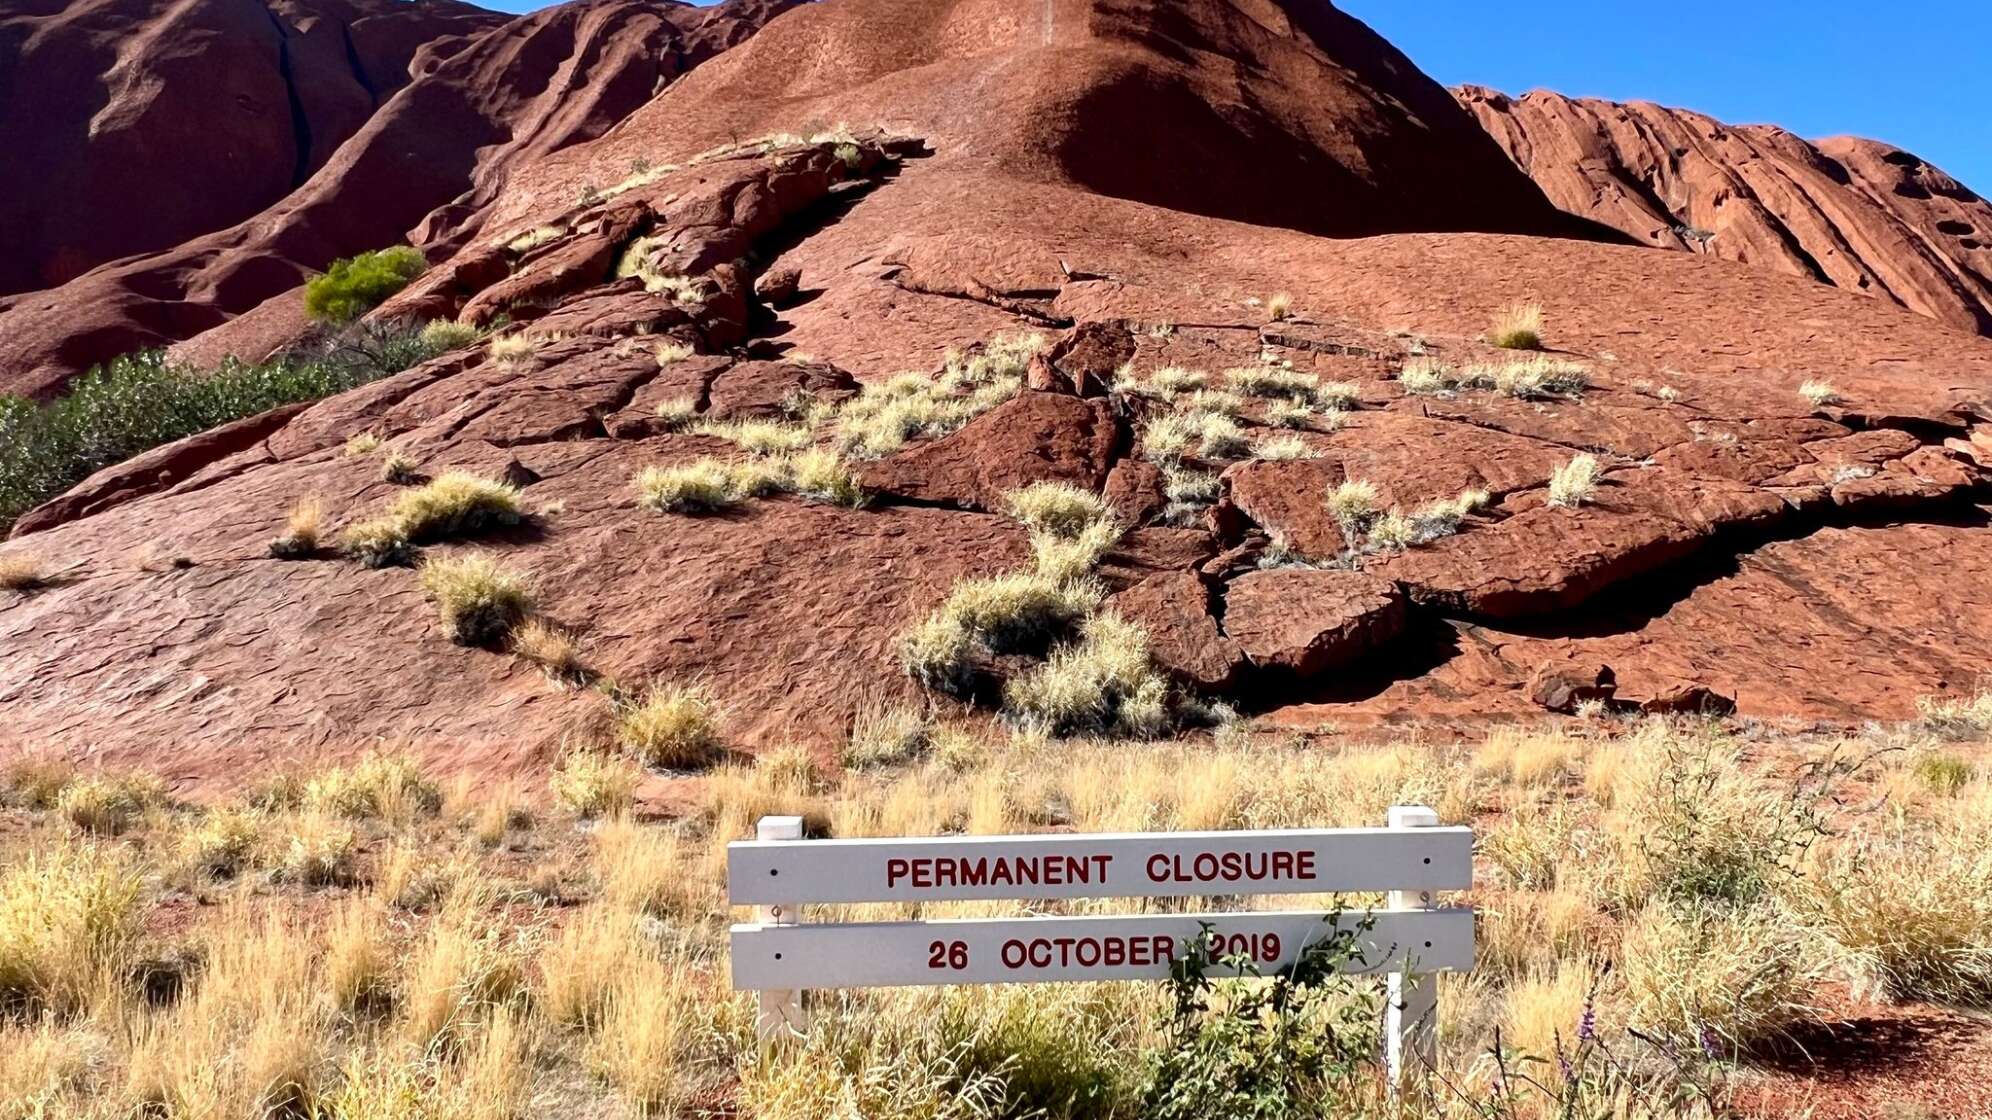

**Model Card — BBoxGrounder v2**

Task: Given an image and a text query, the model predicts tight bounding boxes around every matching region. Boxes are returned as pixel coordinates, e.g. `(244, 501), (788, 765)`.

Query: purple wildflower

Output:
(1577, 999), (1597, 1045)
(1699, 1024), (1721, 1059)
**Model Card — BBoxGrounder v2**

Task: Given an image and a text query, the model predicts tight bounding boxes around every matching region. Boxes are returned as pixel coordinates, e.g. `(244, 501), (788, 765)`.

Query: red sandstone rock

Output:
(6, 0), (1992, 776)
(1111, 570), (1242, 690)
(1528, 660), (1617, 714)
(1457, 85), (1992, 337)
(858, 393), (1119, 512)
(1223, 569), (1406, 678)
(0, 0), (804, 396)
(0, 0), (503, 301)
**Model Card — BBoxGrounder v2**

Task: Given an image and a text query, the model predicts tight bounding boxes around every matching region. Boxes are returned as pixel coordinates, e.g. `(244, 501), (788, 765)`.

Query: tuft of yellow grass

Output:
(1547, 453), (1600, 508)
(1251, 434), (1317, 461)
(418, 319), (480, 352)
(0, 845), (144, 1018)
(268, 495), (324, 559)
(1004, 482), (1115, 540)
(1798, 379), (1841, 408)
(616, 682), (724, 769)
(304, 752), (443, 823)
(274, 812), (359, 887)
(1264, 292), (1294, 322)
(390, 472), (524, 542)
(845, 696), (931, 770)
(1001, 611), (1171, 739)
(398, 918), (526, 1053)
(0, 552), (48, 591)
(1398, 357), (1457, 396)
(418, 552), (536, 646)
(551, 750), (641, 818)
(635, 460), (738, 514)
(182, 807), (262, 879)
(1325, 478), (1380, 533)
(1489, 302), (1544, 350)
(379, 449), (420, 484)
(487, 333), (538, 366)
(698, 419), (814, 456)
(56, 774), (161, 836)
(1619, 901), (1820, 1054)
(510, 617), (584, 680)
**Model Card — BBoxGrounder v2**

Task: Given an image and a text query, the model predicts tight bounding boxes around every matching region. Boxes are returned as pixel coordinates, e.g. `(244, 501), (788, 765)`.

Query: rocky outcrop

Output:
(4, 0), (1992, 776)
(1224, 569), (1407, 678)
(1457, 85), (1992, 337)
(0, 0), (504, 301)
(0, 0), (805, 396)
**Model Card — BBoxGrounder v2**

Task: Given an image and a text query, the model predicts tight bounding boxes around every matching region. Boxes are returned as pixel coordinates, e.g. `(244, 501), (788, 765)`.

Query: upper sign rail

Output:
(726, 824), (1473, 905)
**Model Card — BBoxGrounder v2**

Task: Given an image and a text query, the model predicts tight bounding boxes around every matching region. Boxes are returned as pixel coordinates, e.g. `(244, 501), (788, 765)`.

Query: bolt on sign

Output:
(729, 806), (1473, 1083)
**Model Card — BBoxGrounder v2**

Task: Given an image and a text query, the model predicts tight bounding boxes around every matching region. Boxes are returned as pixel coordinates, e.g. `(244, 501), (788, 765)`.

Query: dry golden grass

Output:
(615, 682), (724, 769)
(1547, 453), (1600, 507)
(267, 495), (324, 559)
(635, 460), (737, 513)
(1799, 378), (1842, 408)
(509, 617), (584, 680)
(0, 721), (1982, 1117)
(418, 552), (536, 646)
(1489, 302), (1544, 350)
(0, 553), (47, 592)
(551, 750), (641, 818)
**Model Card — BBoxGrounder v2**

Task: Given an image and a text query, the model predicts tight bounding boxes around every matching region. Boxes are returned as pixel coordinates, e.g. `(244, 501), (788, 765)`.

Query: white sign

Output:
(732, 909), (1472, 989)
(727, 825), (1472, 905)
(727, 806), (1472, 1085)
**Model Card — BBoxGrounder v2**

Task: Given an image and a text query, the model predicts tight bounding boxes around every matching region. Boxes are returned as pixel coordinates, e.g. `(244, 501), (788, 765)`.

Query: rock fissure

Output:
(259, 6), (316, 192)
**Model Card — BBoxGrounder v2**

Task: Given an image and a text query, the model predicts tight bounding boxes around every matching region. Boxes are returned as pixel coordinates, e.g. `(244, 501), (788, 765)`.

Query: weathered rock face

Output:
(3, 0), (1992, 778)
(1224, 569), (1406, 679)
(0, 0), (504, 301)
(1457, 86), (1992, 337)
(0, 0), (805, 396)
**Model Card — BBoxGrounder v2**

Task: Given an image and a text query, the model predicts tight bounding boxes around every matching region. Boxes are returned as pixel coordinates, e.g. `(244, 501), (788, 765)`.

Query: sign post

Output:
(728, 805), (1474, 1085)
(751, 814), (805, 1039)
(1385, 804), (1442, 1086)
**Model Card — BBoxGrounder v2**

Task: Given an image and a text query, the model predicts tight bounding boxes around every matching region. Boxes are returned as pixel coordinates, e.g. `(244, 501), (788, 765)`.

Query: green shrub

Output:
(304, 246), (427, 323)
(0, 322), (447, 534)
(1145, 915), (1383, 1120)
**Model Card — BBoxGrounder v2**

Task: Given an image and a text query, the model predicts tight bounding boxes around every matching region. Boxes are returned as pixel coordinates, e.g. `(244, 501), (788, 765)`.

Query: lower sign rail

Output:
(731, 908), (1472, 990)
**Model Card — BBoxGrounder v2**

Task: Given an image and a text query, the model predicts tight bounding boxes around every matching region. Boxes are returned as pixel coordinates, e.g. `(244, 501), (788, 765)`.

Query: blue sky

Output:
(1339, 0), (1992, 192)
(479, 0), (1991, 193)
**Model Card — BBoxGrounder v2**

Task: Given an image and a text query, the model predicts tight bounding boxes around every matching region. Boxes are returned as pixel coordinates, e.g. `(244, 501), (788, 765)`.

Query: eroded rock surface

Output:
(3, 0), (1992, 776)
(1459, 85), (1992, 336)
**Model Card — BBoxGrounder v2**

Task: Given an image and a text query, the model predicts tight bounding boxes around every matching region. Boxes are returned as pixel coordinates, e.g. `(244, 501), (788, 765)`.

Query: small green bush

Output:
(304, 246), (427, 323)
(0, 322), (449, 534)
(1146, 915), (1383, 1120)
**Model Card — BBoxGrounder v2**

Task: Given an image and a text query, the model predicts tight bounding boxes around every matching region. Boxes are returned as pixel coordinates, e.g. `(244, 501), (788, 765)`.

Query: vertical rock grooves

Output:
(261, 6), (316, 191)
